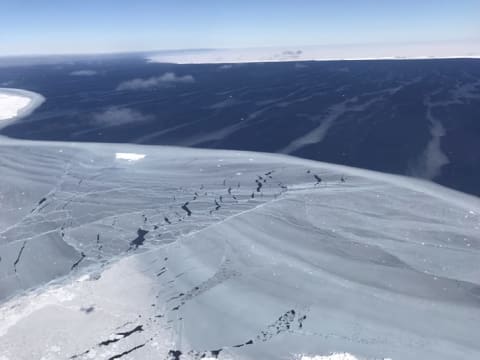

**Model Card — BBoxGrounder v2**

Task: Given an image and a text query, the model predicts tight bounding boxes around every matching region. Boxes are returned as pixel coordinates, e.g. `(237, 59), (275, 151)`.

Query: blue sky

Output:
(0, 0), (479, 56)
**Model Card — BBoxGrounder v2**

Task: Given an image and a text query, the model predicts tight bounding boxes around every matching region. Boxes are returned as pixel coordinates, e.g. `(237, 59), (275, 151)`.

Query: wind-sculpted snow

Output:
(0, 137), (479, 360)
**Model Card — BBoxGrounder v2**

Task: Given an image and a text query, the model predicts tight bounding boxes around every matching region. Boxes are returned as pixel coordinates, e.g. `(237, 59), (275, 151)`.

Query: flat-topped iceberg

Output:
(0, 88), (45, 124)
(147, 42), (480, 64)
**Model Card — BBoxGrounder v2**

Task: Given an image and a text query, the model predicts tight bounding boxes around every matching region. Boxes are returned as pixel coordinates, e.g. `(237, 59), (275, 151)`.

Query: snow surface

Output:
(0, 88), (45, 124)
(0, 136), (479, 360)
(115, 152), (146, 161)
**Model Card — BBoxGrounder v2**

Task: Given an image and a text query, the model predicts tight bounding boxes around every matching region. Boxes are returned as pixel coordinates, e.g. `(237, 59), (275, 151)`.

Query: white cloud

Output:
(116, 72), (195, 91)
(91, 107), (153, 127)
(70, 70), (97, 76)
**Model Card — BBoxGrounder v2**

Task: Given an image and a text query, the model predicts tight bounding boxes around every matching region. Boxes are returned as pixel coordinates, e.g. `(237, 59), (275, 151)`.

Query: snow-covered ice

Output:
(0, 94), (30, 121)
(0, 88), (44, 124)
(147, 42), (480, 64)
(0, 136), (479, 360)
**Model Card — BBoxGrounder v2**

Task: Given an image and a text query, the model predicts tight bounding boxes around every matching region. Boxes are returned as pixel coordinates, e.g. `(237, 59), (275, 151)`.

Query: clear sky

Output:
(1, 0), (479, 56)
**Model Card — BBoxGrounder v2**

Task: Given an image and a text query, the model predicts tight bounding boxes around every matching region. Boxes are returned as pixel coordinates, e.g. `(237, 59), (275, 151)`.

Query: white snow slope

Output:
(0, 136), (479, 360)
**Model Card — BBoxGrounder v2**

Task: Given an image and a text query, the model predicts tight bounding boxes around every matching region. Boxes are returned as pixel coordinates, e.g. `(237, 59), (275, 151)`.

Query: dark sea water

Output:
(1, 55), (479, 195)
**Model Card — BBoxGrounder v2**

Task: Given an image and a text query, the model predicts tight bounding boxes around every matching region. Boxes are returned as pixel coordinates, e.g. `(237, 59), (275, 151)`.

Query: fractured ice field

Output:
(0, 136), (479, 360)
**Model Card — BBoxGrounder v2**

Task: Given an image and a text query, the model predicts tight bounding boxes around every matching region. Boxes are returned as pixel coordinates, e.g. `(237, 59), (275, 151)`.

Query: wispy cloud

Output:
(92, 107), (153, 127)
(116, 72), (195, 91)
(70, 70), (97, 76)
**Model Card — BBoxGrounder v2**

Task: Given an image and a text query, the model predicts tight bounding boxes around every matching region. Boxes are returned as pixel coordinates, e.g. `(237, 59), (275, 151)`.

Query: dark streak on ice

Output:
(31, 197), (47, 213)
(168, 293), (185, 302)
(168, 350), (182, 360)
(116, 325), (144, 338)
(70, 349), (90, 359)
(13, 241), (27, 273)
(181, 202), (192, 216)
(130, 228), (149, 249)
(80, 306), (95, 314)
(210, 349), (222, 358)
(71, 252), (86, 270)
(298, 314), (307, 328)
(257, 309), (299, 341)
(99, 325), (144, 346)
(96, 233), (103, 252)
(255, 179), (263, 192)
(157, 267), (167, 277)
(107, 343), (146, 360)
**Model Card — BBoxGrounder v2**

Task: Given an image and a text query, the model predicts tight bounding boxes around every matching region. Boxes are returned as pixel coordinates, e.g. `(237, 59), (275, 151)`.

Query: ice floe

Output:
(0, 137), (479, 359)
(0, 88), (44, 124)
